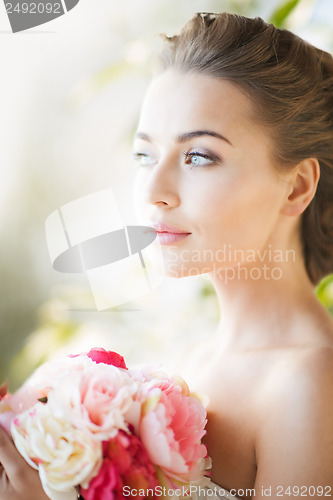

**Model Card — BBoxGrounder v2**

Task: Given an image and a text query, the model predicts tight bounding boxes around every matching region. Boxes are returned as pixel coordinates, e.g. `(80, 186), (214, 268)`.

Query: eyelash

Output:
(133, 150), (222, 167)
(182, 150), (221, 167)
(133, 152), (156, 166)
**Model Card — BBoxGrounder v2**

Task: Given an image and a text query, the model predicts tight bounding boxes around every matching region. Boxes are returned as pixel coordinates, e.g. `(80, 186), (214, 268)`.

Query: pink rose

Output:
(140, 384), (207, 483)
(79, 366), (132, 436)
(48, 363), (136, 440)
(87, 348), (127, 369)
(80, 429), (158, 500)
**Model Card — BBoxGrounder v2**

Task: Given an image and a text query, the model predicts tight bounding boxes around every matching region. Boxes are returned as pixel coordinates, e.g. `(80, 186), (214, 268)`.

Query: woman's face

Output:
(133, 70), (292, 278)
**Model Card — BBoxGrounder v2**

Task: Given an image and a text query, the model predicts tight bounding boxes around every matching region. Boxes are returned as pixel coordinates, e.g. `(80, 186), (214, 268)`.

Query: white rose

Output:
(11, 402), (102, 499)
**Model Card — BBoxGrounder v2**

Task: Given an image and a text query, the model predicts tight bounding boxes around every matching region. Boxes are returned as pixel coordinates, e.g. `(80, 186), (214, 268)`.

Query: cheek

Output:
(192, 172), (284, 248)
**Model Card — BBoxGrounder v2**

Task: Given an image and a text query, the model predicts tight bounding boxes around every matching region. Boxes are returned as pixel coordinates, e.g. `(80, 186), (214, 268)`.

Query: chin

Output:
(162, 261), (210, 279)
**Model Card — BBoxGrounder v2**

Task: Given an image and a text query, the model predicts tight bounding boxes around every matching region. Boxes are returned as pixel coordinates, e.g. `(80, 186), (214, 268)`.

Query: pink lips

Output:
(151, 221), (191, 245)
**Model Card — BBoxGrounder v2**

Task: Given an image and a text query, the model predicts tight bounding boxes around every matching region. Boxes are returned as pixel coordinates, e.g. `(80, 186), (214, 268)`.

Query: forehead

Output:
(137, 70), (256, 142)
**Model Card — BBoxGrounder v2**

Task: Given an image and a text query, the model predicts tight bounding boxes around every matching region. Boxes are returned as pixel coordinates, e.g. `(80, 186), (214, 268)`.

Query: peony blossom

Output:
(24, 355), (94, 391)
(0, 386), (48, 435)
(80, 429), (158, 500)
(9, 348), (210, 499)
(140, 383), (207, 483)
(11, 402), (102, 499)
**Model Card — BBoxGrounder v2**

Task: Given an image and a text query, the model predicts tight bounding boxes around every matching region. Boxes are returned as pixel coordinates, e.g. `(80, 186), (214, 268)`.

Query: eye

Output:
(133, 152), (156, 167)
(183, 151), (220, 167)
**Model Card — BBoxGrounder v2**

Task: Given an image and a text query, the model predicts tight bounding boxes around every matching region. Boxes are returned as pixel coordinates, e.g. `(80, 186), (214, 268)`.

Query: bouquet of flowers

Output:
(0, 348), (210, 500)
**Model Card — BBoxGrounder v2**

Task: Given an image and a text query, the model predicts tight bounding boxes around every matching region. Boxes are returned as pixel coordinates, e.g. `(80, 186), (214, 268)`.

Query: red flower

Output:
(86, 348), (127, 370)
(0, 381), (8, 401)
(80, 429), (158, 500)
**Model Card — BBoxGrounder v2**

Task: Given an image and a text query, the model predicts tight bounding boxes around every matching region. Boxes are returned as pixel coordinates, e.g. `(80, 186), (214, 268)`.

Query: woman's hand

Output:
(0, 427), (49, 500)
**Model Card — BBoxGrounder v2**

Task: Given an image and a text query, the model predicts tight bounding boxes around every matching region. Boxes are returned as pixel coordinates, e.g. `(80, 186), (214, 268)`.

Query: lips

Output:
(149, 221), (191, 245)
(151, 221), (191, 235)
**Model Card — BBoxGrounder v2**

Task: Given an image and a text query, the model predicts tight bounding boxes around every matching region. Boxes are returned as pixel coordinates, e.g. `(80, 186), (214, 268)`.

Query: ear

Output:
(281, 158), (320, 216)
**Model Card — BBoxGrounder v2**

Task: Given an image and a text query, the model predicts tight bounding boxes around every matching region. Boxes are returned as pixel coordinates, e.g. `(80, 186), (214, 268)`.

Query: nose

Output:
(143, 157), (181, 209)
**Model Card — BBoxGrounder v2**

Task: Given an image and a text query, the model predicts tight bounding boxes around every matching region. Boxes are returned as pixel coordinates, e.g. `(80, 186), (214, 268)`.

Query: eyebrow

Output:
(135, 130), (233, 146)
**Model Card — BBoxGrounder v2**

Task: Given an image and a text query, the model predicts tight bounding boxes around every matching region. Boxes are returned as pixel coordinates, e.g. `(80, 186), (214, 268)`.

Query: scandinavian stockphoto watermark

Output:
(164, 245), (296, 282)
(4, 0), (80, 33)
(45, 189), (164, 310)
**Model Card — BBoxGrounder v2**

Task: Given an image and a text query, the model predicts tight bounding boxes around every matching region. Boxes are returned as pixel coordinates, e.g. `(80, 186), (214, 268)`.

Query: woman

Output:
(133, 12), (333, 498)
(1, 12), (333, 500)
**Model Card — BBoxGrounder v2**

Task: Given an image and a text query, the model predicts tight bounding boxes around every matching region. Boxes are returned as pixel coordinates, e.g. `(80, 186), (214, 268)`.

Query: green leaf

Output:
(316, 274), (333, 315)
(269, 0), (301, 28)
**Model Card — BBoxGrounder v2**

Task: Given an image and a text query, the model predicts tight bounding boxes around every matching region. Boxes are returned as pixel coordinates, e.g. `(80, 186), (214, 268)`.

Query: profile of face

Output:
(133, 70), (294, 279)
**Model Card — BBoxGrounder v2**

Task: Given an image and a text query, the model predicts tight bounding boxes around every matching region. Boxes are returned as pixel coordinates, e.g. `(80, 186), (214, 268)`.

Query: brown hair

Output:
(159, 13), (333, 284)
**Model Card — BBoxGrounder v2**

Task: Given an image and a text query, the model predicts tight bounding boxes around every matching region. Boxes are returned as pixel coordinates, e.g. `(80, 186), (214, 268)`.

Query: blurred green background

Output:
(1, 0), (332, 390)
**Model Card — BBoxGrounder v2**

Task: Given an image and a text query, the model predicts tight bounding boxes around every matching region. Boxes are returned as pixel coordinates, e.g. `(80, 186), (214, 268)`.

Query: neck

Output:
(209, 243), (317, 350)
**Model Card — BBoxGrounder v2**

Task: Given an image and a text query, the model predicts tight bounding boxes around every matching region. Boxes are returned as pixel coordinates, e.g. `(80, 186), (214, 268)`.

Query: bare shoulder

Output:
(258, 343), (333, 420)
(262, 303), (333, 408)
(254, 344), (333, 492)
